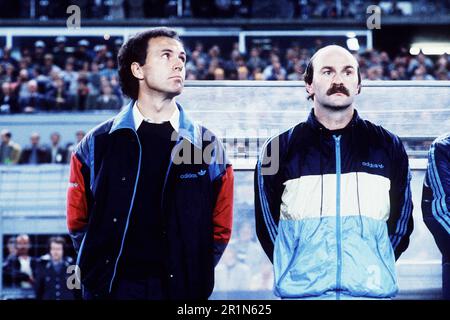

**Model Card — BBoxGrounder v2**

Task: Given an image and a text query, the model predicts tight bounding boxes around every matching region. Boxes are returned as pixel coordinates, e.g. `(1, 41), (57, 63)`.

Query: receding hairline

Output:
(146, 36), (184, 49)
(310, 45), (359, 70)
(144, 36), (186, 57)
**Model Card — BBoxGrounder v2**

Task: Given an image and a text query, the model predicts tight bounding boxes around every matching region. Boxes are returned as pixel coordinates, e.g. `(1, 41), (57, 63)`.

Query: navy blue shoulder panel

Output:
(359, 119), (405, 155)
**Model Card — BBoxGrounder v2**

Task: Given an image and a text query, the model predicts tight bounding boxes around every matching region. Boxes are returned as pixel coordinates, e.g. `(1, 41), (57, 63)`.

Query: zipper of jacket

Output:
(109, 130), (142, 294)
(158, 135), (184, 289)
(334, 134), (342, 300)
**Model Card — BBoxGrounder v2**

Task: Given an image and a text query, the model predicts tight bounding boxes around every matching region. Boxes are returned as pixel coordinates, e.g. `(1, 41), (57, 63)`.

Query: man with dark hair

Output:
(67, 27), (234, 300)
(422, 134), (450, 300)
(255, 45), (413, 299)
(34, 236), (76, 300)
(1, 81), (20, 114)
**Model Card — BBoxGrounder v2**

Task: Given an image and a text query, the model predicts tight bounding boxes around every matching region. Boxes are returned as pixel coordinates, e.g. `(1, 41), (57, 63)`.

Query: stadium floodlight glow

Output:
(409, 42), (450, 55)
(409, 47), (420, 55)
(347, 37), (360, 51)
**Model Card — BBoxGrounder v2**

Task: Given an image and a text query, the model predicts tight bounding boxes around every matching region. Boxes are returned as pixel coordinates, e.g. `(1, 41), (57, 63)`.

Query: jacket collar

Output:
(109, 100), (202, 149)
(306, 107), (361, 135)
(132, 100), (180, 132)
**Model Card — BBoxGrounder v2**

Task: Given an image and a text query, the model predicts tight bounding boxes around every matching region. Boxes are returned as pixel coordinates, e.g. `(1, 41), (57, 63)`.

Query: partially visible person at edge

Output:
(422, 133), (450, 300)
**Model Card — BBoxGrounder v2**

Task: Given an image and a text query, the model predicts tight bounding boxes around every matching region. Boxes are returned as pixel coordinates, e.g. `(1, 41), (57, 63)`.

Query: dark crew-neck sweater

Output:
(119, 120), (177, 279)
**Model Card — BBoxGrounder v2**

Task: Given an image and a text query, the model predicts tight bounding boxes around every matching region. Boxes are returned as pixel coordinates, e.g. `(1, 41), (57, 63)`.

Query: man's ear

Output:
(131, 62), (144, 80)
(305, 82), (314, 96)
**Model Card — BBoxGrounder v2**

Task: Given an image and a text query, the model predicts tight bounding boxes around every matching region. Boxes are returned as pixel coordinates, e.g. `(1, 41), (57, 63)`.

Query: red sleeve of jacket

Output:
(212, 165), (234, 265)
(67, 153), (89, 233)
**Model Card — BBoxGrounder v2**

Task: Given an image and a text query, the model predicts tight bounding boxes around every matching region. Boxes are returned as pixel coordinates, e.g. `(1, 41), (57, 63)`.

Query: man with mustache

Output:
(67, 28), (234, 300)
(255, 45), (413, 299)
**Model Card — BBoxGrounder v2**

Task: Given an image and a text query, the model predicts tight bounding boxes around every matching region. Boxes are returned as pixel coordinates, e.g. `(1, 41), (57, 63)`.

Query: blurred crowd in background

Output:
(0, 0), (448, 20)
(0, 36), (448, 114)
(2, 234), (78, 300)
(0, 129), (84, 165)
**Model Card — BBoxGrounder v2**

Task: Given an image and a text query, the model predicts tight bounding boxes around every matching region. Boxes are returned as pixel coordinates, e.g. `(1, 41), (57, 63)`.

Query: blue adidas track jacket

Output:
(255, 109), (414, 299)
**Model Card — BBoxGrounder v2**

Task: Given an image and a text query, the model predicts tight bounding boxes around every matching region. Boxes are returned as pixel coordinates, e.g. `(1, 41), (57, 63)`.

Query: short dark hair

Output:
(117, 27), (182, 100)
(3, 131), (12, 139)
(303, 53), (361, 100)
(48, 236), (66, 249)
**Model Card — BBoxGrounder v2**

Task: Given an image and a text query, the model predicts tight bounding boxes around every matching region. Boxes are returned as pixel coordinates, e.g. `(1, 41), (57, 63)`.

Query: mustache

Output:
(326, 84), (349, 96)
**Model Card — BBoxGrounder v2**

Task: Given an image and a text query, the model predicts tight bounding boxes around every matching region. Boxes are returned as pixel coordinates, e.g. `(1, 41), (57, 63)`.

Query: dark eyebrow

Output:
(320, 65), (355, 71)
(161, 49), (186, 56)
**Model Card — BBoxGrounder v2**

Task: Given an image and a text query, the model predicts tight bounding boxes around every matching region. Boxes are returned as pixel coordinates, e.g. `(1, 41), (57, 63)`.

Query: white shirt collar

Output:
(132, 101), (179, 132)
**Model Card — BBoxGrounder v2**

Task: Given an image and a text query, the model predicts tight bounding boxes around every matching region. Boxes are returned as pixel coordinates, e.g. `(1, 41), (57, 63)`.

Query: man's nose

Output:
(332, 73), (344, 84)
(173, 61), (184, 72)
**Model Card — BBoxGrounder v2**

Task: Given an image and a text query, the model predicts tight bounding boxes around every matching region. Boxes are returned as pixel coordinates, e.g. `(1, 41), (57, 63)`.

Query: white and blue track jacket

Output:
(255, 109), (414, 299)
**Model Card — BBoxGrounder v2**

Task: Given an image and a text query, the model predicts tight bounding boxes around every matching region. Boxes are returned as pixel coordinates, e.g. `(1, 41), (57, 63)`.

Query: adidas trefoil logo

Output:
(180, 169), (207, 179)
